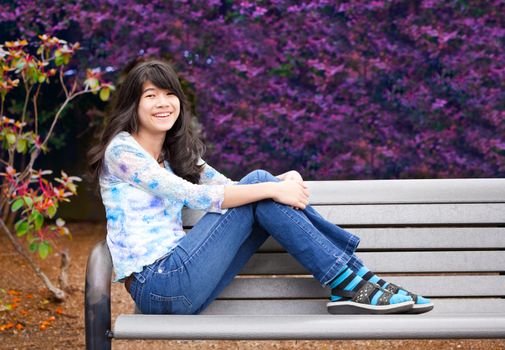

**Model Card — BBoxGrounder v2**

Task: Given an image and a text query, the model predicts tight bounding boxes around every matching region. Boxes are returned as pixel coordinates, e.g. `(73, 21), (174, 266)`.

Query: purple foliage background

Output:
(2, 0), (504, 180)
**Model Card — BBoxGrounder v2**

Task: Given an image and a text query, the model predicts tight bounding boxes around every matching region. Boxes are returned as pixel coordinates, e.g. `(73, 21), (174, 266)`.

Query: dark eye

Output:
(145, 94), (155, 98)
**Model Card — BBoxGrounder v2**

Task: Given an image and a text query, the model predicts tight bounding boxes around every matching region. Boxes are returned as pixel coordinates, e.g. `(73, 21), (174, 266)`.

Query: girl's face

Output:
(137, 81), (181, 135)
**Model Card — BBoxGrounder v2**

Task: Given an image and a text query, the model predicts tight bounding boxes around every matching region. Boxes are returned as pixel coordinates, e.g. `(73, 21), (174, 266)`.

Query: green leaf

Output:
(6, 133), (16, 145)
(38, 241), (50, 259)
(85, 77), (99, 90)
(46, 205), (57, 219)
(14, 220), (28, 236)
(99, 87), (110, 101)
(11, 199), (24, 212)
(30, 211), (44, 230)
(35, 212), (44, 230)
(55, 55), (64, 66)
(29, 242), (38, 253)
(16, 138), (27, 153)
(14, 219), (24, 231)
(23, 196), (33, 208)
(30, 69), (39, 84)
(15, 61), (25, 72)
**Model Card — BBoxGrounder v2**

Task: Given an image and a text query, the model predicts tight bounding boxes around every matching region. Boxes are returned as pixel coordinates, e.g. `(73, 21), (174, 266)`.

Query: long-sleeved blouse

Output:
(100, 131), (235, 282)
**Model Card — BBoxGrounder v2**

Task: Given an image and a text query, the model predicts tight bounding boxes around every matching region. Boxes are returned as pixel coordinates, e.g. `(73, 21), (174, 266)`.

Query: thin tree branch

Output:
(18, 81), (33, 137)
(59, 68), (69, 99)
(40, 88), (93, 150)
(32, 83), (42, 135)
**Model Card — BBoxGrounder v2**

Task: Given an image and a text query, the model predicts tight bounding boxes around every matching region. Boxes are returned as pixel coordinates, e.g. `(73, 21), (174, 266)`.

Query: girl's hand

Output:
(271, 180), (310, 210)
(281, 171), (306, 210)
(283, 170), (304, 182)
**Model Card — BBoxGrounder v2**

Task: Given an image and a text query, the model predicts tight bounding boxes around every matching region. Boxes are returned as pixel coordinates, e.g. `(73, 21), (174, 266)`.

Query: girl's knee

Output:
(240, 169), (278, 184)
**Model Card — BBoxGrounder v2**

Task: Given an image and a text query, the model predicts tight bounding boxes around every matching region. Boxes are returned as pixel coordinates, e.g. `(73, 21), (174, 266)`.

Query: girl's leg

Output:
(195, 184), (364, 314)
(299, 203), (364, 272)
(300, 193), (431, 313)
(246, 171), (413, 314)
(193, 170), (410, 314)
(195, 195), (366, 313)
(130, 169), (410, 315)
(130, 170), (271, 315)
(192, 224), (268, 314)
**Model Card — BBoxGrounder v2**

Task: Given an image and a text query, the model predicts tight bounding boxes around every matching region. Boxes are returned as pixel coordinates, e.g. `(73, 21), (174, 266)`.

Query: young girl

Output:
(88, 59), (433, 315)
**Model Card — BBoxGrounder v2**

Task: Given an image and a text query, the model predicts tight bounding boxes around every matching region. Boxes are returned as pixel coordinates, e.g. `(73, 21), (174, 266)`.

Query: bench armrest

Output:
(85, 240), (113, 350)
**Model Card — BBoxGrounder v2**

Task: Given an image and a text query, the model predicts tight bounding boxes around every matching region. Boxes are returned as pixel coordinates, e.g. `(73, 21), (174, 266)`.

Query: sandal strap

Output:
(376, 289), (394, 305)
(352, 281), (392, 305)
(385, 283), (418, 303)
(376, 278), (388, 287)
(384, 283), (399, 294)
(332, 280), (395, 305)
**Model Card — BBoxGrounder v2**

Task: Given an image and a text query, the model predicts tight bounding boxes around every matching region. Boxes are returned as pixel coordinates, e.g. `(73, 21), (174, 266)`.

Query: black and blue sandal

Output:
(327, 280), (414, 314)
(379, 282), (434, 314)
(359, 268), (434, 314)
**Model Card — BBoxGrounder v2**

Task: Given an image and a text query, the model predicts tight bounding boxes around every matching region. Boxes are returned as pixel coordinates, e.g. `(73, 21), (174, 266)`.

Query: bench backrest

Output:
(181, 178), (505, 315)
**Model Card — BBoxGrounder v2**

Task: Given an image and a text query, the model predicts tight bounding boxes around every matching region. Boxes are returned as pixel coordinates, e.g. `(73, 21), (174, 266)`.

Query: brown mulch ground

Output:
(1, 222), (504, 350)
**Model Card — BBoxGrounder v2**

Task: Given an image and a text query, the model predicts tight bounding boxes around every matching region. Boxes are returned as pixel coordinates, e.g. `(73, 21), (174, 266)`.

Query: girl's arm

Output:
(198, 159), (238, 185)
(105, 139), (308, 212)
(222, 180), (310, 210)
(105, 142), (227, 213)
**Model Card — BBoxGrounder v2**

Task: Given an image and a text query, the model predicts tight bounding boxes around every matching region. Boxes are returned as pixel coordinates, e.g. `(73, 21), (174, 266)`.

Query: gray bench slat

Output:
(183, 203), (505, 226)
(218, 276), (505, 298)
(315, 203), (505, 225)
(306, 178), (505, 205)
(256, 228), (505, 251)
(199, 299), (505, 316)
(241, 251), (505, 274)
(114, 312), (505, 339)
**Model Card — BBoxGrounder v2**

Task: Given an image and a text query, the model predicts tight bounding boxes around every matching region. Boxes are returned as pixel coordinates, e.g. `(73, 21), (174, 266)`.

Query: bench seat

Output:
(85, 178), (505, 348)
(114, 313), (505, 340)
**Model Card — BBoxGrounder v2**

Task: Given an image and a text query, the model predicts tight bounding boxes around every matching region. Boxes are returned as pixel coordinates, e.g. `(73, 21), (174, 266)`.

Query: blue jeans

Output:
(128, 169), (364, 315)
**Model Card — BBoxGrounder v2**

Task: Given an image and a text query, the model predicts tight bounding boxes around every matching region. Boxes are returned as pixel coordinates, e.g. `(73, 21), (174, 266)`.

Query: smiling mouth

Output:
(153, 112), (173, 119)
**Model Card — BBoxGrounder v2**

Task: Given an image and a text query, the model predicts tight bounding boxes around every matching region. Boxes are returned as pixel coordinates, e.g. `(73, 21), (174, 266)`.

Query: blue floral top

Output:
(100, 131), (236, 282)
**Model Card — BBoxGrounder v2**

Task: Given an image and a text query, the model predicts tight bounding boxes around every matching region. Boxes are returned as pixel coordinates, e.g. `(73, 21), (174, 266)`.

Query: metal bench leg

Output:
(85, 240), (113, 350)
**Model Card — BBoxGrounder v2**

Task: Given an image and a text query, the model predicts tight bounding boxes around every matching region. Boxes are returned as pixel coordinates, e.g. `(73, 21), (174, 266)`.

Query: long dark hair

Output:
(88, 59), (205, 184)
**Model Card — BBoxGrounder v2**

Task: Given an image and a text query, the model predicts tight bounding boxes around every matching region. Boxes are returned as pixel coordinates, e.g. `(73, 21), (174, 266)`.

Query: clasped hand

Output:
(273, 170), (310, 210)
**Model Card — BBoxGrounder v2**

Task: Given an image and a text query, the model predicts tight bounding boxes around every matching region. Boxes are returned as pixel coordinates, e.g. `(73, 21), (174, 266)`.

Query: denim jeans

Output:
(127, 169), (364, 315)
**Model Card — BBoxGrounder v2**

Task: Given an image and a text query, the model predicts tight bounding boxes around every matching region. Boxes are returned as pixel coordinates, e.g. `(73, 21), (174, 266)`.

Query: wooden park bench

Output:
(85, 178), (505, 349)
